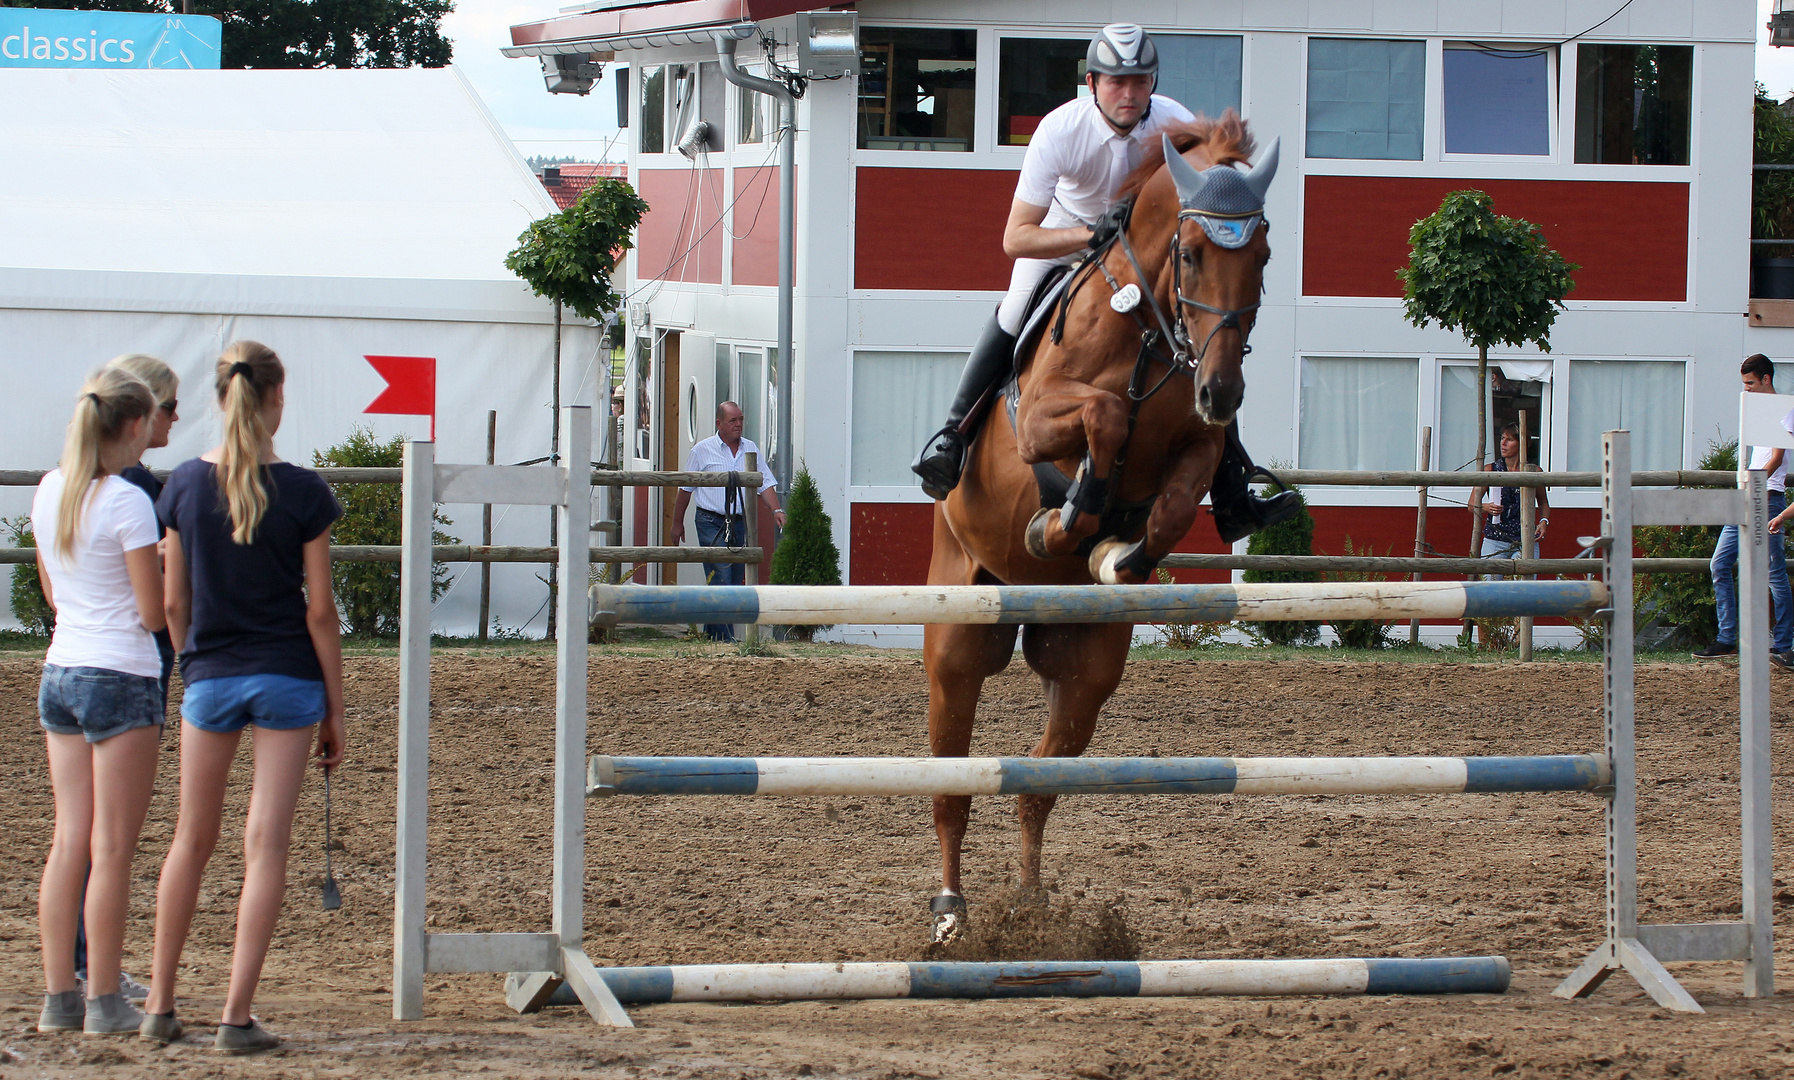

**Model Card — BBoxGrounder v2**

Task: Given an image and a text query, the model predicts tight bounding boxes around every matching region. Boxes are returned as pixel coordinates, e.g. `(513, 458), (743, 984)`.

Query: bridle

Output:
(1169, 208), (1262, 364)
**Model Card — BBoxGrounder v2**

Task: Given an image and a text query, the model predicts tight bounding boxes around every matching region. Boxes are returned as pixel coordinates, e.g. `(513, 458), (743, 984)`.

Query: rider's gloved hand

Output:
(1088, 202), (1130, 249)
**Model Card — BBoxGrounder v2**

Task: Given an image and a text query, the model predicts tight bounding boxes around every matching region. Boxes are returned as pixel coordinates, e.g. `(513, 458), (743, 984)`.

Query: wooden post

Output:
(1410, 426), (1431, 646)
(478, 410), (495, 643)
(1518, 411), (1535, 661)
(744, 451), (760, 645)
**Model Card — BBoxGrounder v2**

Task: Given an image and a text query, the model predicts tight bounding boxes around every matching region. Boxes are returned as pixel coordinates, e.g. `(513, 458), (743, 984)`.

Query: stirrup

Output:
(912, 427), (967, 501)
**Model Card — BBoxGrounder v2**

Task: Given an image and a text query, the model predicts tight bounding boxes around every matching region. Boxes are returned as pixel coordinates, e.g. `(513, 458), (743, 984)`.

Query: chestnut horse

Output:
(922, 116), (1278, 943)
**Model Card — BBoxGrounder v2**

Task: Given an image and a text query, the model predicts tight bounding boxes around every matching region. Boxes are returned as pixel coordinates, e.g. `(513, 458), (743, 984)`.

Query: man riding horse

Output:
(912, 23), (1296, 544)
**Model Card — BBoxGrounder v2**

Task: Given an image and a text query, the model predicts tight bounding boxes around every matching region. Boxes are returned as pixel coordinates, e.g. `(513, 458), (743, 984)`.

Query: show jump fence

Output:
(392, 421), (1770, 1026)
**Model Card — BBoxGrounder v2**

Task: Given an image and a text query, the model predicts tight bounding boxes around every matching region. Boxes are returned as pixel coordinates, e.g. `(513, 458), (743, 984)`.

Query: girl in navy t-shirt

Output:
(143, 341), (343, 1054)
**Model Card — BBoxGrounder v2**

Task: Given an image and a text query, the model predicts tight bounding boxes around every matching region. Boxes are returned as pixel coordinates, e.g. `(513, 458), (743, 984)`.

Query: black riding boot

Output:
(1209, 420), (1300, 545)
(912, 316), (1018, 500)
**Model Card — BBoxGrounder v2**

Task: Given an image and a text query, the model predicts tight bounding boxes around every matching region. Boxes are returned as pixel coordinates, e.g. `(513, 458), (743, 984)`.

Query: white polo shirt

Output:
(1014, 94), (1197, 231)
(681, 434), (776, 515)
(1745, 405), (1794, 493)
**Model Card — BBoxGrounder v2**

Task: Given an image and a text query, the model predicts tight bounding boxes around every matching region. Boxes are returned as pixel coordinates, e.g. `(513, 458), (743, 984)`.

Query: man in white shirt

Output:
(1696, 353), (1794, 665)
(911, 24), (1292, 543)
(673, 400), (785, 641)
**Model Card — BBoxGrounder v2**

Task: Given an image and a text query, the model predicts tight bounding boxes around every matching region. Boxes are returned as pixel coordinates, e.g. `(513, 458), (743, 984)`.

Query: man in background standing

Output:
(1695, 354), (1793, 667)
(672, 401), (785, 642)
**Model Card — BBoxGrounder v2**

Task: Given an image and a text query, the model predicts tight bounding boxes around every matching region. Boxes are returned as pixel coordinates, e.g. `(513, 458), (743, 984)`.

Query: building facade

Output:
(508, 0), (1761, 639)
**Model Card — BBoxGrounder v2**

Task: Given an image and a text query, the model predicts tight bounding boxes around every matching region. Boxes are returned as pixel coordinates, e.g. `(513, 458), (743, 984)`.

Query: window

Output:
(997, 37), (1087, 146)
(1437, 364), (1549, 472)
(858, 27), (976, 152)
(738, 67), (775, 144)
(714, 341), (732, 409)
(1443, 45), (1551, 156)
(852, 351), (963, 485)
(996, 34), (1244, 146)
(1305, 38), (1424, 160)
(1298, 358), (1418, 471)
(1155, 35), (1243, 121)
(739, 348), (764, 449)
(639, 62), (721, 154)
(633, 335), (655, 463)
(1567, 360), (1685, 471)
(1574, 44), (1692, 165)
(640, 65), (665, 154)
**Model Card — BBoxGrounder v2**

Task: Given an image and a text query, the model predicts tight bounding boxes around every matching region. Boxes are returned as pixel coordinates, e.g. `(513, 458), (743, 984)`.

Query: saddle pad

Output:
(1012, 263), (1075, 372)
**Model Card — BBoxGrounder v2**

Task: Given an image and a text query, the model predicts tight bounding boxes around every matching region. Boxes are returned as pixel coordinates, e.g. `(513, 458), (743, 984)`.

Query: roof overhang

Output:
(503, 0), (824, 57)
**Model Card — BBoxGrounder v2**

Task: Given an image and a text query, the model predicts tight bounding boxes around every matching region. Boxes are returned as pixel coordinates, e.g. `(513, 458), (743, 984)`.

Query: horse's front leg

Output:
(1014, 373), (1130, 558)
(1089, 430), (1226, 585)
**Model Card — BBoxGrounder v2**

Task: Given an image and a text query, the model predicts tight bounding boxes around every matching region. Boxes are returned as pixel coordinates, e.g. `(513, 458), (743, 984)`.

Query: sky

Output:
(449, 0), (1794, 163)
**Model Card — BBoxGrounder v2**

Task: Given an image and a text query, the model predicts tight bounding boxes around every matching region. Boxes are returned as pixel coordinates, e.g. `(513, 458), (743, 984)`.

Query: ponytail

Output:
(56, 368), (156, 561)
(214, 340), (285, 545)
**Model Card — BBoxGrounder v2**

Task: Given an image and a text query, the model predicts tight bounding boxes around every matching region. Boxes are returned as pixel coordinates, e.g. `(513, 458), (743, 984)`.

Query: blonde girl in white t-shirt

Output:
(30, 368), (165, 1037)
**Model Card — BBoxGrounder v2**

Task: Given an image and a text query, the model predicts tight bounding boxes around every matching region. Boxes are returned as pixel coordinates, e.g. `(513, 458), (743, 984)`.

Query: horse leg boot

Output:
(1209, 420), (1300, 544)
(912, 315), (1017, 500)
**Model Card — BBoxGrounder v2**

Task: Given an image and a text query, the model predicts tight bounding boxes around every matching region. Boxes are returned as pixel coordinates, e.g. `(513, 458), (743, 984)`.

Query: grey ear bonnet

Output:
(1161, 134), (1280, 249)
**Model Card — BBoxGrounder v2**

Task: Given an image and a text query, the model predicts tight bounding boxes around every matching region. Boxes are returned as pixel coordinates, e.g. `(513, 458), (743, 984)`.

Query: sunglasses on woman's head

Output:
(159, 400), (178, 414)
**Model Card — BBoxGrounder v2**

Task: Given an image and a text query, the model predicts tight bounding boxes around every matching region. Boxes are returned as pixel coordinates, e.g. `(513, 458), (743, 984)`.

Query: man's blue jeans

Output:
(695, 508), (746, 642)
(1712, 489), (1793, 652)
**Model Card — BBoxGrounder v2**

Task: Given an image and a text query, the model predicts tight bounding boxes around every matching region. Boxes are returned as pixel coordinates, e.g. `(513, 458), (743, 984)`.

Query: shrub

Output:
(1325, 537), (1393, 650)
(1153, 568), (1230, 648)
(5, 516), (52, 636)
(314, 428), (457, 636)
(1635, 439), (1739, 647)
(1242, 482), (1320, 646)
(768, 463), (842, 642)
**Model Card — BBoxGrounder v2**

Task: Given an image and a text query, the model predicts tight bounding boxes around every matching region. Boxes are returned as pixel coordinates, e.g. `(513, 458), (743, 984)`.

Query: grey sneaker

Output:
(117, 970), (150, 1002)
(38, 990), (83, 1032)
(1772, 651), (1794, 671)
(83, 993), (143, 1035)
(138, 1011), (183, 1045)
(214, 1018), (279, 1055)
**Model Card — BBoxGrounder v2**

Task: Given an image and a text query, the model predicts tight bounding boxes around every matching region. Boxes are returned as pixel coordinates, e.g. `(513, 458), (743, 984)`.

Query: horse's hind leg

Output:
(1016, 621), (1134, 893)
(925, 621), (1019, 942)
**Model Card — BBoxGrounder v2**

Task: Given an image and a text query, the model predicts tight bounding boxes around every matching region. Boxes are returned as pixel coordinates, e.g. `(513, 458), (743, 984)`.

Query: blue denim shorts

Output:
(182, 674), (325, 734)
(39, 664), (165, 743)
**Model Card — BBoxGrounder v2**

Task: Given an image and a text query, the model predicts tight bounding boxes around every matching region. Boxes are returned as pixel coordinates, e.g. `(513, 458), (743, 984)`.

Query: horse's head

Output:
(1159, 131), (1278, 426)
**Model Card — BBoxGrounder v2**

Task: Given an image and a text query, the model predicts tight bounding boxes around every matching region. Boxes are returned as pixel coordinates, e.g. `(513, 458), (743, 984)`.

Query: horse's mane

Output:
(1118, 112), (1255, 201)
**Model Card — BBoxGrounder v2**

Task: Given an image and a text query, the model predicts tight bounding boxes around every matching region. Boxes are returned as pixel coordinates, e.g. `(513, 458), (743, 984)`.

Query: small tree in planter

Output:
(1398, 190), (1576, 553)
(506, 178), (648, 639)
(1242, 482), (1319, 646)
(769, 464), (842, 642)
(5, 516), (53, 636)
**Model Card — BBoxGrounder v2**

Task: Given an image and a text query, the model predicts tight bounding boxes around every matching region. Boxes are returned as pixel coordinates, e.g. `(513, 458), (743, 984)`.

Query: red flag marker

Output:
(364, 355), (437, 440)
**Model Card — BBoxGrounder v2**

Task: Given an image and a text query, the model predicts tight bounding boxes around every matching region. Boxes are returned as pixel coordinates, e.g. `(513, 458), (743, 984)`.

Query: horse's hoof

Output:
(1089, 538), (1134, 584)
(929, 891), (969, 945)
(1024, 508), (1057, 560)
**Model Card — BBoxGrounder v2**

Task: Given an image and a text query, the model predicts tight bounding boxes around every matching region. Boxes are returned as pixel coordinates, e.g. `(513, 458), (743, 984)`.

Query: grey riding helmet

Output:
(1087, 23), (1159, 78)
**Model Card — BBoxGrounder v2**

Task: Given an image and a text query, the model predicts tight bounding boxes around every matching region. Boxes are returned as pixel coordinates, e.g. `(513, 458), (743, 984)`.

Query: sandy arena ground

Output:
(0, 648), (1790, 1079)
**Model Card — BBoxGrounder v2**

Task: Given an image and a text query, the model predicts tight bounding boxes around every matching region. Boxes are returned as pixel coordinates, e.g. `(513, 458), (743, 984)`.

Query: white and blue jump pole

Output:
(589, 580), (1607, 627)
(588, 754), (1611, 798)
(587, 957), (1511, 1004)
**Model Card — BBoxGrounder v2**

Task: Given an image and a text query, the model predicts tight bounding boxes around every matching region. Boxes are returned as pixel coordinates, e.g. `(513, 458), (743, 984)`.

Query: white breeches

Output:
(997, 254), (1080, 336)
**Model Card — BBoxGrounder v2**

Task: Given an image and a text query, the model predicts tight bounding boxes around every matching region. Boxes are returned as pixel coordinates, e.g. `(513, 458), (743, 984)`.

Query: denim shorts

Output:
(182, 674), (326, 734)
(39, 664), (165, 743)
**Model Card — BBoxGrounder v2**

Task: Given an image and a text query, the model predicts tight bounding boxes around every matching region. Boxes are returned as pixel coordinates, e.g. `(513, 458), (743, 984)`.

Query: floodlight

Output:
(542, 54), (602, 95)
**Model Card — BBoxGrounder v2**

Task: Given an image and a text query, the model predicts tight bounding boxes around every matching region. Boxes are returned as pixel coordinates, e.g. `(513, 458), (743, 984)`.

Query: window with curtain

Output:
(714, 342), (732, 409)
(1443, 44), (1551, 155)
(1574, 44), (1692, 165)
(739, 349), (764, 449)
(1305, 38), (1425, 160)
(1567, 360), (1685, 471)
(1299, 357), (1418, 470)
(852, 351), (965, 485)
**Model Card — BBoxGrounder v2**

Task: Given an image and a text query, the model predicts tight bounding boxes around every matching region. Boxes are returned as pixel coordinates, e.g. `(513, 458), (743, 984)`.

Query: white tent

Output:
(0, 66), (606, 635)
